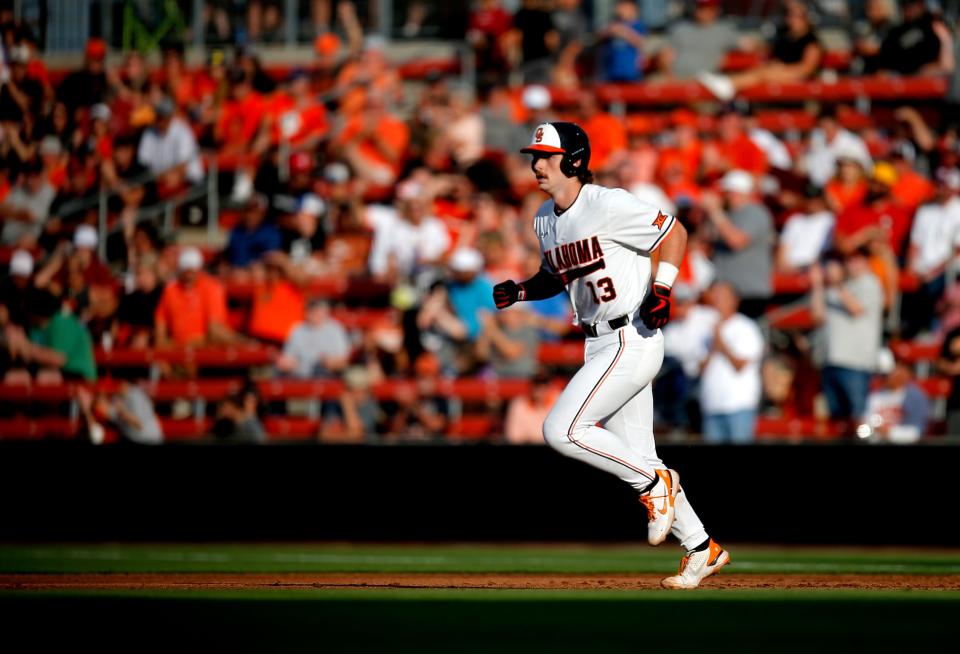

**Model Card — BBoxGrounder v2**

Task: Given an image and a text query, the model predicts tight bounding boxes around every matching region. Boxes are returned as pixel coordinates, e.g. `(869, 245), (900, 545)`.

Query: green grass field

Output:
(2, 543), (959, 652)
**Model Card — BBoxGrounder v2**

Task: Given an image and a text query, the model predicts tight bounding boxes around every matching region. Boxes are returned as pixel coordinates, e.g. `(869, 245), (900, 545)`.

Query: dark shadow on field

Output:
(3, 595), (960, 652)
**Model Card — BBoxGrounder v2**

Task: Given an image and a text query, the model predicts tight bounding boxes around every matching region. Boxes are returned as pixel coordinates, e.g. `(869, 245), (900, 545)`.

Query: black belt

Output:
(580, 313), (630, 337)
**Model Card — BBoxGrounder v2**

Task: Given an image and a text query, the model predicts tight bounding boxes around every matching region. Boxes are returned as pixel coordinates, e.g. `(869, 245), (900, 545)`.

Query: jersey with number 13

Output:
(533, 184), (677, 326)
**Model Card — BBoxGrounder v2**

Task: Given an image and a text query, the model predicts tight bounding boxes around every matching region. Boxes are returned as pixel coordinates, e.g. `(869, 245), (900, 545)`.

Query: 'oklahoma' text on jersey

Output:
(532, 184), (676, 326)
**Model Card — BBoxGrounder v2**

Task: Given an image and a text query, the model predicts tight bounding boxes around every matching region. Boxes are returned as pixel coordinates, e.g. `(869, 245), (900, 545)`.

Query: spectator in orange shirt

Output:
(575, 91), (627, 172)
(216, 69), (268, 203)
(267, 69), (329, 151)
(335, 36), (402, 117)
(154, 246), (235, 347)
(825, 152), (869, 214)
(889, 146), (935, 212)
(247, 253), (306, 345)
(834, 165), (909, 307)
(657, 109), (702, 188)
(333, 94), (410, 198)
(702, 108), (767, 179)
(312, 32), (343, 95)
(160, 45), (196, 111)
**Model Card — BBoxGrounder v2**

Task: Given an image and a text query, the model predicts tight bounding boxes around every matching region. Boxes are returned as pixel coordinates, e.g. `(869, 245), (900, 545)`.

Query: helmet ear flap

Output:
(560, 155), (580, 178)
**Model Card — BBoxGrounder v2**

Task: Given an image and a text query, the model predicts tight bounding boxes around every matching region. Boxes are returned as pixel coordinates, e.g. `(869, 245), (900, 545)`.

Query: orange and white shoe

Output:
(660, 539), (730, 590)
(639, 469), (680, 546)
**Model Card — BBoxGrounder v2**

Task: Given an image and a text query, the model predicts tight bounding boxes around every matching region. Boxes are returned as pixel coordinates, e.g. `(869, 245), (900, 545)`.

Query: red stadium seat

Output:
(396, 57), (461, 80)
(889, 339), (942, 364)
(549, 77), (947, 108)
(916, 377), (951, 398)
(537, 342), (584, 366)
(721, 50), (851, 73)
(755, 415), (844, 441)
(0, 417), (80, 440)
(447, 414), (497, 440)
(160, 418), (214, 441)
(263, 417), (320, 440)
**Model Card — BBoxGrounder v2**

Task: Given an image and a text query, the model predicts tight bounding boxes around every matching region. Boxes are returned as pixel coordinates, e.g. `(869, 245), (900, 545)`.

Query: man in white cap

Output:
(33, 225), (116, 320)
(520, 84), (553, 136)
(446, 247), (496, 343)
(154, 246), (234, 347)
(700, 169), (774, 318)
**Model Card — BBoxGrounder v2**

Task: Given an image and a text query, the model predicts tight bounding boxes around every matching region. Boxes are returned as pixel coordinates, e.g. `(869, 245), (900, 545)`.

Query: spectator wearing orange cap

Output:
(312, 32), (342, 94)
(57, 38), (109, 114)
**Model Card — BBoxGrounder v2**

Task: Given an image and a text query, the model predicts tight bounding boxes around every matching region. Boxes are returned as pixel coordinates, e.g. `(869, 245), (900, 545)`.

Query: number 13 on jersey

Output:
(585, 277), (617, 303)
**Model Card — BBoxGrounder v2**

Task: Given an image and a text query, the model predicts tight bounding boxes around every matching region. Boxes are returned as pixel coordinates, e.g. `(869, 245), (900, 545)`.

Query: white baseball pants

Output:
(542, 320), (708, 550)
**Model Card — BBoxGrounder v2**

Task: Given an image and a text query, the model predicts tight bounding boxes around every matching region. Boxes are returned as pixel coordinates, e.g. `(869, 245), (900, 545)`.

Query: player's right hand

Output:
(493, 280), (525, 309)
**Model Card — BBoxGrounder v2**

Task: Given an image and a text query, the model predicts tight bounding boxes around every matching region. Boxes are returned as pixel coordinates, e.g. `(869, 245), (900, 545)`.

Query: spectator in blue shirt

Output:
(446, 248), (495, 341)
(599, 0), (647, 82)
(226, 194), (283, 268)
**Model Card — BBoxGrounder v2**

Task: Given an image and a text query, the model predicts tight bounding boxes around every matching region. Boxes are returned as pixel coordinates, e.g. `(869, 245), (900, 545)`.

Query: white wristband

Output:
(654, 262), (680, 289)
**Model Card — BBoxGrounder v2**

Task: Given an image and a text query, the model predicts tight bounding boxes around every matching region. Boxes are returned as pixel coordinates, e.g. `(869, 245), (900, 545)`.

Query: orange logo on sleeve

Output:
(652, 211), (668, 230)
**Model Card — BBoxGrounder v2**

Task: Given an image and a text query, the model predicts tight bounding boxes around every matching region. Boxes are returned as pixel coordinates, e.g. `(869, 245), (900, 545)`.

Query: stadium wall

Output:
(2, 443), (956, 545)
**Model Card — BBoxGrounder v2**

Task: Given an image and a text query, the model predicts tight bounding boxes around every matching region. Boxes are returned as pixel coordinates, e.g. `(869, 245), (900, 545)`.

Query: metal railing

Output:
(54, 155), (221, 260)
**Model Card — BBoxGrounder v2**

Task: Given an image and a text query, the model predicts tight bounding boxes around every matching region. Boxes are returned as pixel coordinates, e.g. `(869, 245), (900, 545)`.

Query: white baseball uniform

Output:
(535, 184), (708, 551)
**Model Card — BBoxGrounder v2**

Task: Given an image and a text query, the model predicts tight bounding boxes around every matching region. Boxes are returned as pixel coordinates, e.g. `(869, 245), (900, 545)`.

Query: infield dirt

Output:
(3, 572), (958, 592)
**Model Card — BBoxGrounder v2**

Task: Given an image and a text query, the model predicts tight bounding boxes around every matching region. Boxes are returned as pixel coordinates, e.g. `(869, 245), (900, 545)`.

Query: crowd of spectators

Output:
(2, 1), (960, 444)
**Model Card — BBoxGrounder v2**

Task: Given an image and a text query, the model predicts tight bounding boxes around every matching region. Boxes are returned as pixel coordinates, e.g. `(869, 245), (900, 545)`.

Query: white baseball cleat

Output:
(639, 469), (680, 546)
(661, 539), (730, 590)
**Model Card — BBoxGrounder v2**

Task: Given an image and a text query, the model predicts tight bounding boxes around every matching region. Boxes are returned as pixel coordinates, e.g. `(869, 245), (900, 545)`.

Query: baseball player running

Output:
(493, 122), (729, 589)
